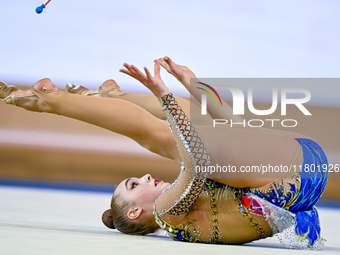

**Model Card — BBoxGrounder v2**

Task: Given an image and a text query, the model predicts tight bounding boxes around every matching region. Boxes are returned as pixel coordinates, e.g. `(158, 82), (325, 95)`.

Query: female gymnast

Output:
(0, 57), (328, 249)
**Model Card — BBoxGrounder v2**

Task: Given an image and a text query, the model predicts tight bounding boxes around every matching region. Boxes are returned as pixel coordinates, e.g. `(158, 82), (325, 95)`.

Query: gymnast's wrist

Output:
(154, 88), (171, 99)
(158, 92), (175, 106)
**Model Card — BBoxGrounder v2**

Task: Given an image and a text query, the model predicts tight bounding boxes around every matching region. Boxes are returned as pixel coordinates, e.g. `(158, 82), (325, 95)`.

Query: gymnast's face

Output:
(114, 174), (170, 220)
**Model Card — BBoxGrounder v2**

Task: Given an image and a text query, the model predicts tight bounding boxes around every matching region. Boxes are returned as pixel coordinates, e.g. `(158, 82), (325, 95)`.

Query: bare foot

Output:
(99, 79), (127, 97)
(0, 78), (60, 113)
(157, 56), (196, 90)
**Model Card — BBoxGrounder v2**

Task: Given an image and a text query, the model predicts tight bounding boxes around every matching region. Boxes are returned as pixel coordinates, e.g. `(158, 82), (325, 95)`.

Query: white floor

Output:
(0, 186), (339, 255)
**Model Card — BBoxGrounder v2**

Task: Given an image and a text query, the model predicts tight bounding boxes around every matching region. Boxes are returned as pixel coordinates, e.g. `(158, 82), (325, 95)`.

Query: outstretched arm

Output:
(120, 61), (170, 99)
(120, 61), (211, 217)
(158, 57), (244, 122)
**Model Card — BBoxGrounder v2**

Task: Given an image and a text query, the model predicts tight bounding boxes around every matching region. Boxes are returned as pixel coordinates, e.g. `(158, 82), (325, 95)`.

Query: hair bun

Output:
(102, 209), (115, 229)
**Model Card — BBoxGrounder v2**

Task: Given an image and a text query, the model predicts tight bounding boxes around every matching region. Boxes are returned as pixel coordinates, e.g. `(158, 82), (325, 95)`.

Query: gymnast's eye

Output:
(131, 182), (138, 189)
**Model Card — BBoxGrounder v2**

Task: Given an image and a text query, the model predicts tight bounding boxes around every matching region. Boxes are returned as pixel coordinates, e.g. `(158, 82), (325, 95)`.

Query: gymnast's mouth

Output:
(154, 179), (161, 187)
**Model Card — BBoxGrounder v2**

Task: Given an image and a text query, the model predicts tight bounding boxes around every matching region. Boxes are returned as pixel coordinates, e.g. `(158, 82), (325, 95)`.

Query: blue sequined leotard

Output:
(243, 138), (328, 247)
(153, 93), (328, 249)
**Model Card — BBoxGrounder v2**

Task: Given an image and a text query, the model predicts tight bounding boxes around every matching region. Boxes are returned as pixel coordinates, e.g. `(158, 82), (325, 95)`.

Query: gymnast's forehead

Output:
(113, 178), (129, 197)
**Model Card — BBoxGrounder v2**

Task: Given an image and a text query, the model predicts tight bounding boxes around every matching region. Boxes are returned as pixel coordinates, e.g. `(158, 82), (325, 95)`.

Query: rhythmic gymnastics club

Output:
(36, 0), (52, 14)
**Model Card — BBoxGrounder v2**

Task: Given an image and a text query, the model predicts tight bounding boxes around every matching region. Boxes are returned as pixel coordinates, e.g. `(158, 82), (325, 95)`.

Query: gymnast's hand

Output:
(158, 56), (196, 90)
(120, 60), (170, 99)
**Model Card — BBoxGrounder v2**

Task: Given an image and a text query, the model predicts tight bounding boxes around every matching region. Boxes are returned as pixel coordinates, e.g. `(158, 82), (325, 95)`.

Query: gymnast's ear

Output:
(127, 207), (142, 220)
(102, 209), (115, 229)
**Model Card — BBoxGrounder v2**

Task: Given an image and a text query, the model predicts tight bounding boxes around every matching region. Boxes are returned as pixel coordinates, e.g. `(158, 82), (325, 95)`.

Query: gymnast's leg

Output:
(97, 79), (200, 121)
(0, 79), (181, 161)
(66, 79), (211, 125)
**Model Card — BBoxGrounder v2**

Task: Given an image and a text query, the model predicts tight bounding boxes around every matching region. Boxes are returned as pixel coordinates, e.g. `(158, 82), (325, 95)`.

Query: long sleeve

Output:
(154, 93), (211, 217)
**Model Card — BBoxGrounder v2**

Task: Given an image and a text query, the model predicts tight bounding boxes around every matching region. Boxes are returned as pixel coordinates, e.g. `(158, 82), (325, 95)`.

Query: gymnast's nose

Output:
(142, 174), (152, 183)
